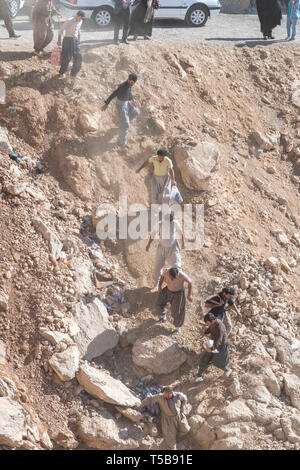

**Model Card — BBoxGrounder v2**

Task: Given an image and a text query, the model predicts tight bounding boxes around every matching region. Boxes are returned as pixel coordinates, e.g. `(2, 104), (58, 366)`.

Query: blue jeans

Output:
(287, 15), (298, 39)
(116, 100), (139, 146)
(59, 37), (82, 76)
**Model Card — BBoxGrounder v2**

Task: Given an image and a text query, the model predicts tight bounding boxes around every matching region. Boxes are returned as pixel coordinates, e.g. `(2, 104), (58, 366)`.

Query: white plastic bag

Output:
(170, 185), (183, 204)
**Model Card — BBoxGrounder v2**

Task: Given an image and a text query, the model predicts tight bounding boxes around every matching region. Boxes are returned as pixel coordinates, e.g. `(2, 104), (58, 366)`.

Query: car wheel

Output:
(186, 5), (208, 27)
(92, 7), (113, 28)
(9, 0), (20, 18)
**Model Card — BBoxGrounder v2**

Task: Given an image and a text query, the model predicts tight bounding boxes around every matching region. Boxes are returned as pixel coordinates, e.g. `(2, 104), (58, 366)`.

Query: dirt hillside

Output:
(0, 42), (299, 450)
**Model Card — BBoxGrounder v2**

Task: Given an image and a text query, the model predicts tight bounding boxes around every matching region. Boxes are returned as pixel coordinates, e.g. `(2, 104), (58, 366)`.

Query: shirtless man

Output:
(157, 267), (192, 335)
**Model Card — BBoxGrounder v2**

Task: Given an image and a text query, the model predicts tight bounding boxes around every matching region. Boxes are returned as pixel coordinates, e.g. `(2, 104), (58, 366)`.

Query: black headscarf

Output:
(256, 0), (282, 35)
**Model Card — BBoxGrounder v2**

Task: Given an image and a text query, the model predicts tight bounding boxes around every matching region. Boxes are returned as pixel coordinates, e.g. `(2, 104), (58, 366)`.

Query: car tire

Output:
(92, 7), (113, 28)
(185, 4), (208, 27)
(9, 0), (20, 19)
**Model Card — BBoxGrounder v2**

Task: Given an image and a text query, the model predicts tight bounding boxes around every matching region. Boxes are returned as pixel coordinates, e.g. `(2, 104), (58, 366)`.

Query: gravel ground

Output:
(1, 9), (300, 52)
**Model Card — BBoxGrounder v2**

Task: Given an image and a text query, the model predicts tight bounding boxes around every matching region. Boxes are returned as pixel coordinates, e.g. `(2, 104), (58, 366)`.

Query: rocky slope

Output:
(0, 42), (299, 450)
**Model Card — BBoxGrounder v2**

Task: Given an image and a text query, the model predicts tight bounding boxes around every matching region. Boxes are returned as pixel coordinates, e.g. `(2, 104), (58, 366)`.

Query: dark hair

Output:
(164, 212), (174, 222)
(204, 312), (216, 323)
(163, 387), (173, 393)
(128, 73), (138, 82)
(157, 149), (168, 157)
(76, 10), (85, 17)
(222, 287), (235, 296)
(169, 267), (179, 279)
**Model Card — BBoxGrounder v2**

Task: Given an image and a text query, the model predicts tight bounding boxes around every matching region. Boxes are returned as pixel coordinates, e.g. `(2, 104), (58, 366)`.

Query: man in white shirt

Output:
(146, 212), (184, 288)
(57, 10), (85, 80)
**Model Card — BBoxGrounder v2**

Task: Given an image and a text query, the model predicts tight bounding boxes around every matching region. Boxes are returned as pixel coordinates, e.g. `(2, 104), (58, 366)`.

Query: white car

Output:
(59, 0), (221, 28)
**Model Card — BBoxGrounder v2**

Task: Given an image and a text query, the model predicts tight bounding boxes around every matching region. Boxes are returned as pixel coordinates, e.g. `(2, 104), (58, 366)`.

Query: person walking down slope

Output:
(157, 267), (192, 335)
(57, 10), (85, 80)
(32, 0), (62, 56)
(286, 0), (300, 41)
(113, 0), (133, 45)
(101, 73), (139, 148)
(256, 0), (282, 39)
(194, 312), (231, 382)
(146, 212), (184, 288)
(204, 286), (242, 336)
(136, 149), (176, 205)
(136, 387), (190, 450)
(0, 0), (20, 38)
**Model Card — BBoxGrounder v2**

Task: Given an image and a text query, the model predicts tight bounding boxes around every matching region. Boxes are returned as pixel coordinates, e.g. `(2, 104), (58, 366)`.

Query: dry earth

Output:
(0, 41), (299, 450)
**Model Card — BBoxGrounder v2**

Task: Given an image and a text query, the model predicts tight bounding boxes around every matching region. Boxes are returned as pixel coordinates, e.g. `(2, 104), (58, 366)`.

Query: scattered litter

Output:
(9, 148), (23, 164)
(105, 285), (131, 315)
(90, 249), (107, 264)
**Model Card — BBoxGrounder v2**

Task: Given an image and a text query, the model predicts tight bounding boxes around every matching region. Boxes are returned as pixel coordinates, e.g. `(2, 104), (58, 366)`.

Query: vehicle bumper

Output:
(209, 7), (221, 18)
(59, 2), (93, 19)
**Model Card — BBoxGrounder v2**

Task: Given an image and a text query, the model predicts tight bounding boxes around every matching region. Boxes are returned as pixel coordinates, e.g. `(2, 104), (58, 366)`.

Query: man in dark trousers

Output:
(113, 0), (133, 45)
(204, 286), (242, 335)
(57, 10), (85, 81)
(0, 0), (20, 38)
(194, 312), (231, 382)
(101, 73), (139, 148)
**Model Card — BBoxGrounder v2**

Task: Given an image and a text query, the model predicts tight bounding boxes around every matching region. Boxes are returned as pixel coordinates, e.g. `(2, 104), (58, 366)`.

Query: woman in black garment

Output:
(256, 0), (282, 40)
(129, 0), (155, 41)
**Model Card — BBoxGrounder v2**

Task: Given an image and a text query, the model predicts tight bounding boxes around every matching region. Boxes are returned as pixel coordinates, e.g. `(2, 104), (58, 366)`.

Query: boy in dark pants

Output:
(113, 0), (133, 44)
(0, 0), (20, 38)
(57, 11), (85, 80)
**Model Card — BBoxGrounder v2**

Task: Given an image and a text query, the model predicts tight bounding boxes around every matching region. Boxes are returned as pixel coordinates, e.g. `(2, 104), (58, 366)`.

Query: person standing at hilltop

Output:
(136, 149), (176, 205)
(113, 0), (133, 45)
(101, 73), (139, 148)
(57, 10), (85, 81)
(0, 0), (20, 38)
(256, 0), (282, 40)
(286, 0), (300, 41)
(31, 0), (62, 56)
(128, 0), (155, 41)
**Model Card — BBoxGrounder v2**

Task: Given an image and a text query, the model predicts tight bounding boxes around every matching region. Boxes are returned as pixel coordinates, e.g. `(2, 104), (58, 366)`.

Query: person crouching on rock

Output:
(194, 312), (231, 382)
(101, 73), (139, 148)
(136, 387), (190, 450)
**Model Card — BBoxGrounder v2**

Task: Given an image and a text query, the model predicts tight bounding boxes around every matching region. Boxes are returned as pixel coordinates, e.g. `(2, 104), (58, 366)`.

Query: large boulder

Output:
(246, 400), (282, 425)
(32, 217), (63, 260)
(39, 328), (73, 346)
(0, 397), (28, 447)
(132, 335), (187, 375)
(78, 409), (142, 450)
(49, 345), (80, 381)
(73, 298), (119, 361)
(0, 341), (6, 365)
(222, 399), (254, 424)
(0, 291), (8, 312)
(69, 257), (94, 296)
(0, 127), (12, 153)
(210, 437), (244, 450)
(282, 374), (300, 411)
(76, 363), (140, 407)
(188, 415), (216, 449)
(276, 337), (300, 374)
(173, 142), (220, 191)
